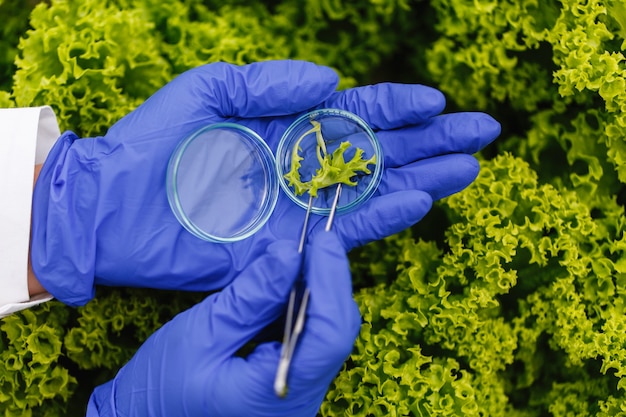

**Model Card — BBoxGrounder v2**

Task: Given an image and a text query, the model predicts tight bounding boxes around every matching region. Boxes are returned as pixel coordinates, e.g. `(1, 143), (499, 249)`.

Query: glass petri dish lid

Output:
(276, 108), (384, 216)
(167, 123), (279, 242)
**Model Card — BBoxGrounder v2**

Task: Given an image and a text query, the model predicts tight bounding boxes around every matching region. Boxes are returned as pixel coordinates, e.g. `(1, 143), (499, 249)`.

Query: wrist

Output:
(28, 256), (46, 296)
(28, 164), (46, 297)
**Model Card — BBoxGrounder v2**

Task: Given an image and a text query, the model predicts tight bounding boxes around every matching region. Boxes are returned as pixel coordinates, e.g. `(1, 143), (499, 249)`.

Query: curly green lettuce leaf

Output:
(308, 141), (376, 197)
(284, 120), (376, 198)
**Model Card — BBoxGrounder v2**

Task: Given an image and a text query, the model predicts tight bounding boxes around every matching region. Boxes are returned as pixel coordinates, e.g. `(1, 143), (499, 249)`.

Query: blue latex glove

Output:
(31, 60), (501, 306)
(85, 231), (360, 417)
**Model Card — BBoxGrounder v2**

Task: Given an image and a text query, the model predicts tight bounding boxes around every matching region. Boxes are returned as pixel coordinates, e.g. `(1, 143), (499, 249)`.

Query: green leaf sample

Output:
(283, 120), (377, 198)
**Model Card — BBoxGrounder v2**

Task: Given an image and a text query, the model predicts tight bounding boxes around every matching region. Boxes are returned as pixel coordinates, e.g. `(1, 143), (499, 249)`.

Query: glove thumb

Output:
(202, 239), (301, 358)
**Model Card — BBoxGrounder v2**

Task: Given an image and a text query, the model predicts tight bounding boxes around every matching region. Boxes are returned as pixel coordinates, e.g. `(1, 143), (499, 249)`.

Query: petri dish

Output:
(167, 123), (278, 242)
(276, 108), (383, 215)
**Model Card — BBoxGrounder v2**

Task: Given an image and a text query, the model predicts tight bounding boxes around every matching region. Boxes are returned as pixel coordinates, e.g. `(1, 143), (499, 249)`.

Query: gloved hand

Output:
(31, 60), (501, 306)
(85, 230), (360, 417)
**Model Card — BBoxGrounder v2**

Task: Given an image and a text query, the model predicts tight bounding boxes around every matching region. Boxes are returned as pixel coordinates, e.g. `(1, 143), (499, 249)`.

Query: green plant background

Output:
(1, 0), (626, 415)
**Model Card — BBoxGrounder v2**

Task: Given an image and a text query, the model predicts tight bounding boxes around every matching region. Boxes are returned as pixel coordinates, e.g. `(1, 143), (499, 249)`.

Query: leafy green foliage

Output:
(3, 0), (626, 416)
(327, 153), (626, 416)
(0, 302), (74, 417)
(0, 0), (34, 93)
(5, 0), (412, 137)
(13, 0), (171, 137)
(425, 0), (626, 191)
(0, 289), (203, 416)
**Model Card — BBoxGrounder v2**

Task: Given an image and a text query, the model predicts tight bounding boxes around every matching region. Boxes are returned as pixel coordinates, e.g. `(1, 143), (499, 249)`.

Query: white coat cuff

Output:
(0, 106), (59, 318)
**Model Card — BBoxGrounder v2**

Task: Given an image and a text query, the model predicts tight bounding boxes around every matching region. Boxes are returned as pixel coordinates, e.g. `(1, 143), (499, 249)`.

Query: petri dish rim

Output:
(276, 108), (384, 216)
(166, 122), (279, 243)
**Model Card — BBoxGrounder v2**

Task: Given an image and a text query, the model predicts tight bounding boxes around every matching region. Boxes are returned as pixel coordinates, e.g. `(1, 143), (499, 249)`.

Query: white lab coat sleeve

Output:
(0, 106), (59, 319)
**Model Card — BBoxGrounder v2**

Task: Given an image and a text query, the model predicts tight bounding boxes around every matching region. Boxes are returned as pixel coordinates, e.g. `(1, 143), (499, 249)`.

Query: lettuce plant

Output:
(425, 0), (626, 195)
(0, 0), (33, 93)
(328, 152), (626, 416)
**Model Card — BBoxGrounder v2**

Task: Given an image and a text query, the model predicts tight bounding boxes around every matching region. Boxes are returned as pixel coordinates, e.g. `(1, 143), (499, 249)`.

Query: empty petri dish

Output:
(167, 123), (278, 242)
(276, 108), (383, 215)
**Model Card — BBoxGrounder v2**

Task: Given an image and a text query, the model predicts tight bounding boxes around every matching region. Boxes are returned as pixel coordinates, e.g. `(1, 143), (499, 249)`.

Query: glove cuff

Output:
(31, 131), (97, 307)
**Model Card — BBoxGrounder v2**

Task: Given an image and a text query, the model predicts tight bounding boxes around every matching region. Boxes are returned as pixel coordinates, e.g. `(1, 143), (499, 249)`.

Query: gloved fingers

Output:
(208, 234), (355, 411)
(378, 112), (501, 169)
(206, 351), (276, 416)
(333, 190), (433, 250)
(287, 231), (362, 388)
(108, 61), (339, 140)
(208, 343), (325, 416)
(321, 83), (446, 130)
(329, 155), (477, 250)
(202, 239), (301, 358)
(189, 60), (339, 118)
(377, 153), (481, 201)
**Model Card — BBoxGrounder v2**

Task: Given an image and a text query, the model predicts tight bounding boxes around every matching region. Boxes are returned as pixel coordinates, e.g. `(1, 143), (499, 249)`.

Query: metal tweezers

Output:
(274, 183), (343, 397)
